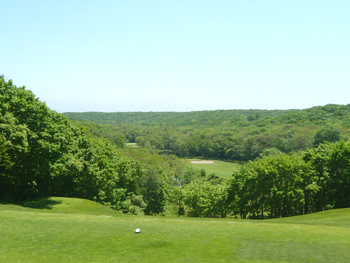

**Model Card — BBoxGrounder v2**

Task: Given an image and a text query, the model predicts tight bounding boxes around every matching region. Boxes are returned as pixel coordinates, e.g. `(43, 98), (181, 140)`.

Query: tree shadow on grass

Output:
(248, 213), (271, 220)
(18, 197), (62, 210)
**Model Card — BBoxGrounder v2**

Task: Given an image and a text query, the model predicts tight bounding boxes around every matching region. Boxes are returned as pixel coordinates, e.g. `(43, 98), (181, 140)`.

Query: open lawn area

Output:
(1, 197), (350, 262)
(126, 142), (139, 147)
(186, 158), (241, 179)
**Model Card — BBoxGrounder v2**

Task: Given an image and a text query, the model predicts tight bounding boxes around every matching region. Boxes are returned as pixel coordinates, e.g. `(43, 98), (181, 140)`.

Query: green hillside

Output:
(64, 105), (350, 161)
(1, 197), (121, 216)
(64, 104), (350, 127)
(1, 197), (350, 262)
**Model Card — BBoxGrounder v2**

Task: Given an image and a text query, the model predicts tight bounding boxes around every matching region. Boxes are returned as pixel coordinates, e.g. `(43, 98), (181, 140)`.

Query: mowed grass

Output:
(1, 197), (350, 262)
(186, 158), (241, 179)
(126, 142), (139, 147)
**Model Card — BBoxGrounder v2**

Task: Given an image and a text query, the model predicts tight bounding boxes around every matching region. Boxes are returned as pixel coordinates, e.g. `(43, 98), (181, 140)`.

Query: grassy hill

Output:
(1, 197), (350, 262)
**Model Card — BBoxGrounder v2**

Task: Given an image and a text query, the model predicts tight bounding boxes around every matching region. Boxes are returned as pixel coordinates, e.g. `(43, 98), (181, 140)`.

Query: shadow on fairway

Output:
(19, 197), (62, 210)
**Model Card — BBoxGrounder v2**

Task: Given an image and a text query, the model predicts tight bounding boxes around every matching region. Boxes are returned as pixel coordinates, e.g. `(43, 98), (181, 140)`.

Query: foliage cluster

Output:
(65, 106), (349, 161)
(64, 105), (350, 127)
(0, 77), (176, 215)
(227, 140), (350, 218)
(162, 140), (350, 219)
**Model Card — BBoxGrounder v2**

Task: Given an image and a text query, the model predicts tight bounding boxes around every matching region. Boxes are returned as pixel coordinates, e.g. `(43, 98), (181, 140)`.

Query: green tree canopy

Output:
(314, 127), (340, 147)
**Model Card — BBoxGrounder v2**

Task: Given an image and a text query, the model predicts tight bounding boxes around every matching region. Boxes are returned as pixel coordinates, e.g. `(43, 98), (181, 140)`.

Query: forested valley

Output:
(65, 105), (350, 161)
(2, 76), (350, 219)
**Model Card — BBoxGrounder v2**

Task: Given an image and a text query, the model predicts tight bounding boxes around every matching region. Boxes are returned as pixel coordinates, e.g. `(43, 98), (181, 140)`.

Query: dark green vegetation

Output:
(2, 76), (350, 221)
(1, 197), (350, 262)
(228, 142), (350, 219)
(0, 77), (174, 215)
(65, 105), (350, 161)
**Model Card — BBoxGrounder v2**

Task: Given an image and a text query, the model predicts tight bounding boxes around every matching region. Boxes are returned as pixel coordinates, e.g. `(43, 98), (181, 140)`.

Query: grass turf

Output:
(126, 143), (139, 147)
(186, 158), (241, 179)
(1, 197), (350, 262)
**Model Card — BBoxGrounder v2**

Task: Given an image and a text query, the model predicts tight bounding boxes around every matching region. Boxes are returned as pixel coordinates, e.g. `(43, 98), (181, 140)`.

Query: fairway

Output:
(1, 197), (350, 262)
(126, 142), (139, 147)
(186, 158), (241, 179)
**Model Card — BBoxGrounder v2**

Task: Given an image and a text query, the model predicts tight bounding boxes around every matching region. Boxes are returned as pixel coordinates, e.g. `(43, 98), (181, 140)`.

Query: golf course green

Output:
(1, 197), (349, 262)
(187, 159), (241, 179)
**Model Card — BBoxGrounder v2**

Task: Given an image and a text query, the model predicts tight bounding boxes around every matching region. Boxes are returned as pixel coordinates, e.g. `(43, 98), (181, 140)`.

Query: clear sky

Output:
(1, 0), (349, 113)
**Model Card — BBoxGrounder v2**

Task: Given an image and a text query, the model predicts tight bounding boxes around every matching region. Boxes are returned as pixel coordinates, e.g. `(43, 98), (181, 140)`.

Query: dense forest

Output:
(65, 104), (350, 161)
(2, 76), (350, 219)
(0, 76), (179, 215)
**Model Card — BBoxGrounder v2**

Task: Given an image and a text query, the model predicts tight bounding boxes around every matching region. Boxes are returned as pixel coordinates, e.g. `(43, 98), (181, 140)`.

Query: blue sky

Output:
(1, 0), (350, 112)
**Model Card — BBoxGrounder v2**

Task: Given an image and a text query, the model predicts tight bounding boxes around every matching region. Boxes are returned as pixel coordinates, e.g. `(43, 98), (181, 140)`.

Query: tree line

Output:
(64, 105), (350, 161)
(227, 141), (350, 218)
(68, 117), (344, 161)
(64, 104), (350, 128)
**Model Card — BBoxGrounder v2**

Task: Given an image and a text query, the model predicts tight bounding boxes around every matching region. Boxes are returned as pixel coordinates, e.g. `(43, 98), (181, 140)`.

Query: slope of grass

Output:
(186, 158), (241, 179)
(2, 197), (122, 215)
(1, 197), (350, 262)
